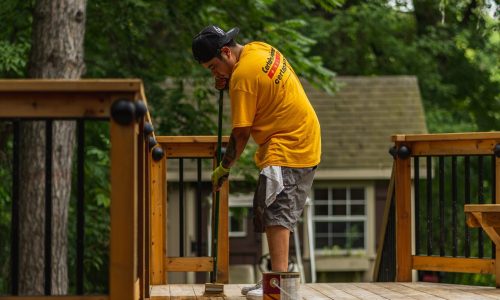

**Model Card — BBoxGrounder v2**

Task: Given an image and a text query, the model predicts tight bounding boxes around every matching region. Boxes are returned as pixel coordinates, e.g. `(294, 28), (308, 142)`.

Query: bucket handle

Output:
(270, 278), (295, 299)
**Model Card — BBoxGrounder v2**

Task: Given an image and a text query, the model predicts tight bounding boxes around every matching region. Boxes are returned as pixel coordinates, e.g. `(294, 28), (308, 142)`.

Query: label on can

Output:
(263, 272), (300, 300)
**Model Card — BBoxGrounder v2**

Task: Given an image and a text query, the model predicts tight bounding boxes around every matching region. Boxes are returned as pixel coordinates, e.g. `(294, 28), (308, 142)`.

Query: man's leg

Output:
(266, 225), (290, 272)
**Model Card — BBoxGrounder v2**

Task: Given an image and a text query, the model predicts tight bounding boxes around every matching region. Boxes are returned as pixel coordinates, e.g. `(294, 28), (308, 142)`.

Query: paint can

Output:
(263, 272), (300, 300)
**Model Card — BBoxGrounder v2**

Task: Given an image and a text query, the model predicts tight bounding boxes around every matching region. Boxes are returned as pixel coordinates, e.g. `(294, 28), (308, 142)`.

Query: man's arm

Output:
(221, 126), (251, 169)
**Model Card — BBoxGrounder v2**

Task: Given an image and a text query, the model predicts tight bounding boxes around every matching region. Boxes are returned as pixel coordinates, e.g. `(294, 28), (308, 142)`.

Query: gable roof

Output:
(302, 76), (427, 179)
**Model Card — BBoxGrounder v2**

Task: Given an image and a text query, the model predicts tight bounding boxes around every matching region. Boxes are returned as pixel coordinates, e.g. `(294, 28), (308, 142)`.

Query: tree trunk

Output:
(413, 0), (441, 36)
(19, 0), (86, 295)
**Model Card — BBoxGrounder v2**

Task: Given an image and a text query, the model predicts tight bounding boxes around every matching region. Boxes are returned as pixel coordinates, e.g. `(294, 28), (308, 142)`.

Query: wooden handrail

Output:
(0, 79), (147, 299)
(392, 132), (500, 142)
(389, 132), (500, 287)
(0, 79), (142, 92)
(149, 136), (230, 285)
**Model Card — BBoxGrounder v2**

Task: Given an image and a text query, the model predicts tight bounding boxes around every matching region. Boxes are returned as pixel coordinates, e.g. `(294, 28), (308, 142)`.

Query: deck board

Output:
(376, 282), (444, 299)
(151, 282), (500, 299)
(400, 282), (498, 300)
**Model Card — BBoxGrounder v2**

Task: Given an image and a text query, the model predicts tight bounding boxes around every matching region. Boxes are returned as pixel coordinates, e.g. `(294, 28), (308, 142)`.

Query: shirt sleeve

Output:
(230, 89), (257, 128)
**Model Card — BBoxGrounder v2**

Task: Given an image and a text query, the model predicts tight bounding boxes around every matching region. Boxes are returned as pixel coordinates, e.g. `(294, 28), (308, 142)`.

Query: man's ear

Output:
(220, 46), (231, 59)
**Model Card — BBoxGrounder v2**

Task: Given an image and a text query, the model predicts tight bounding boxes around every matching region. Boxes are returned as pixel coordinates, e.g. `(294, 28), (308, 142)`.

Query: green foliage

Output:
(0, 0), (32, 78)
(0, 41), (30, 76)
(68, 121), (111, 293)
(305, 0), (499, 132)
(84, 0), (341, 135)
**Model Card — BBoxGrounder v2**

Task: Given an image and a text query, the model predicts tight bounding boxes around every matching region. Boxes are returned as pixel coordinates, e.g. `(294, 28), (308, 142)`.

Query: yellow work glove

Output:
(211, 162), (230, 190)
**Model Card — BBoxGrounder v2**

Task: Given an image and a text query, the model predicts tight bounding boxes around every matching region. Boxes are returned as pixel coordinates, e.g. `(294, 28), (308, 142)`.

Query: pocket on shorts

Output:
(281, 167), (297, 187)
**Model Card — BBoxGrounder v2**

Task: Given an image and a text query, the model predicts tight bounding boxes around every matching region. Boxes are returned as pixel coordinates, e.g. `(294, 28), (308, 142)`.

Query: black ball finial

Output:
(389, 146), (397, 158)
(134, 101), (148, 120)
(148, 136), (157, 149)
(144, 123), (154, 136)
(152, 146), (164, 161)
(397, 145), (411, 159)
(111, 99), (135, 125)
(494, 144), (500, 157)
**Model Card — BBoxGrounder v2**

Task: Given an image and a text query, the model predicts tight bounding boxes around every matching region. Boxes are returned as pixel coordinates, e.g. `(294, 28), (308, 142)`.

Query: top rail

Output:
(392, 132), (500, 156)
(393, 132), (500, 142)
(0, 79), (145, 119)
(0, 79), (143, 92)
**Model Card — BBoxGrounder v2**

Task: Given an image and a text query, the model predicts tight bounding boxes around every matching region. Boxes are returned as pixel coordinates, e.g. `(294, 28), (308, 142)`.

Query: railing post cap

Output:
(494, 143), (500, 157)
(148, 136), (157, 149)
(144, 123), (154, 135)
(134, 100), (148, 120)
(152, 146), (164, 161)
(111, 99), (135, 125)
(397, 145), (411, 159)
(389, 146), (398, 159)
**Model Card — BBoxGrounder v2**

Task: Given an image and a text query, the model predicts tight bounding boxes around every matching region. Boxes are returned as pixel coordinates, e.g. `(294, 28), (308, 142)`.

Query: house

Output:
(164, 76), (427, 284)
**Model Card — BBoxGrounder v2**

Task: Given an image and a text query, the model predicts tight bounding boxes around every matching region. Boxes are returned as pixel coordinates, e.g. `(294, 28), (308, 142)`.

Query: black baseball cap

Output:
(192, 25), (240, 63)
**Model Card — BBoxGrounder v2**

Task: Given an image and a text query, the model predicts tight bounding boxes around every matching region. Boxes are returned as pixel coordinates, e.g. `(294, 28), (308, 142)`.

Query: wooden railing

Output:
(0, 80), (153, 300)
(376, 132), (500, 287)
(149, 136), (230, 285)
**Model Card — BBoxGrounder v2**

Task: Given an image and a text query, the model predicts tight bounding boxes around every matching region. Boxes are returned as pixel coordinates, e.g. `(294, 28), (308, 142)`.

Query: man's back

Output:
(229, 41), (321, 169)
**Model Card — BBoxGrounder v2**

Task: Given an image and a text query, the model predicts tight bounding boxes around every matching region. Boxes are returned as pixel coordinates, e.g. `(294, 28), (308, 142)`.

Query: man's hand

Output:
(211, 162), (230, 190)
(215, 77), (227, 90)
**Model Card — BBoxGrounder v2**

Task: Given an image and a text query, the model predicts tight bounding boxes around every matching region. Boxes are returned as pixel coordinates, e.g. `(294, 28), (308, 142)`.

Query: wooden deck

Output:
(151, 282), (500, 299)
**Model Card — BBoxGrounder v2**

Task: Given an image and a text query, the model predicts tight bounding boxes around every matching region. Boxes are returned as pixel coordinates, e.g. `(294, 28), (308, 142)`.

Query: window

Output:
(313, 186), (367, 254)
(228, 207), (248, 237)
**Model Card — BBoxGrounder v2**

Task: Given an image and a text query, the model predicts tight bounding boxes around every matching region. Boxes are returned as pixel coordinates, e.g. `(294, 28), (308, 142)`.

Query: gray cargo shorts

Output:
(253, 166), (316, 233)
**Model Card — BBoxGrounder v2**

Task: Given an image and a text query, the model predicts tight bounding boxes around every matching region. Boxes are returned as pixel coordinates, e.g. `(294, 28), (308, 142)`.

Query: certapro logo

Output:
(213, 26), (225, 35)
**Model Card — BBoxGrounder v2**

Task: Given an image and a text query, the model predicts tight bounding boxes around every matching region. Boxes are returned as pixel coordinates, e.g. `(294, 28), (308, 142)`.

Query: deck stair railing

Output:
(0, 79), (247, 298)
(375, 132), (500, 287)
(0, 79), (158, 300)
(149, 136), (230, 285)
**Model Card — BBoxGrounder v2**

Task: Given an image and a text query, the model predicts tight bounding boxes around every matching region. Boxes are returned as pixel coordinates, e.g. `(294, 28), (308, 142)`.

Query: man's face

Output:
(202, 47), (233, 79)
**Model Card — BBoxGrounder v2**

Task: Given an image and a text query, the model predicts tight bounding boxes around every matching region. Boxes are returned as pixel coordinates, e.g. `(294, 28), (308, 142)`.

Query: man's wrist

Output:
(220, 162), (230, 172)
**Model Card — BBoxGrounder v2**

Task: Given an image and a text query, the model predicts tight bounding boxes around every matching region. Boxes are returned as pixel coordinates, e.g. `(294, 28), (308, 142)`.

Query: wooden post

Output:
(137, 119), (146, 300)
(496, 156), (500, 288)
(110, 116), (138, 300)
(150, 155), (166, 284)
(143, 138), (151, 297)
(395, 144), (412, 282)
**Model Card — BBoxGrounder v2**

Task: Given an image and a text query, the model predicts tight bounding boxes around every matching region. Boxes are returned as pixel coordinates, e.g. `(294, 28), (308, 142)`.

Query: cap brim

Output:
(223, 27), (239, 43)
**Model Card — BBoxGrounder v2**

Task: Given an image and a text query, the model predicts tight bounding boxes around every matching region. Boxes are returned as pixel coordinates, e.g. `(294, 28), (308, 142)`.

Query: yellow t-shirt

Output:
(229, 42), (321, 169)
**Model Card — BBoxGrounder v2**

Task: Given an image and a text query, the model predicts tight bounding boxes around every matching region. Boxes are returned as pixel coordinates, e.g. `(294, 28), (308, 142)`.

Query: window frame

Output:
(311, 182), (375, 257)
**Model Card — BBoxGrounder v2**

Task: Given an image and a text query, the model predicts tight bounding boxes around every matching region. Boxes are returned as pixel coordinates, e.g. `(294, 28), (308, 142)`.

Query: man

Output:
(192, 25), (321, 299)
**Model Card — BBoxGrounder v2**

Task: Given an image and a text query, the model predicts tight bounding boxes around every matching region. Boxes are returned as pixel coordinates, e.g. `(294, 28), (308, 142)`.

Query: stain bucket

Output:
(263, 272), (300, 300)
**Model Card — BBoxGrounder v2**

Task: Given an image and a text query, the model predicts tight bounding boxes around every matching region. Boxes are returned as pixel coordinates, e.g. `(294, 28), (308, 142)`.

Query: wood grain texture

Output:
(412, 256), (495, 274)
(395, 152), (412, 281)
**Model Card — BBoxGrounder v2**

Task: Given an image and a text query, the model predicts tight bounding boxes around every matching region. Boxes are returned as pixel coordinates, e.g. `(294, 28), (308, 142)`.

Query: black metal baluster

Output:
(439, 156), (445, 256)
(414, 157), (420, 255)
(45, 120), (53, 295)
(76, 120), (85, 294)
(465, 156), (471, 258)
(11, 121), (19, 295)
(478, 156), (484, 258)
(426, 156), (433, 255)
(196, 159), (203, 256)
(179, 158), (184, 257)
(451, 156), (457, 257)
